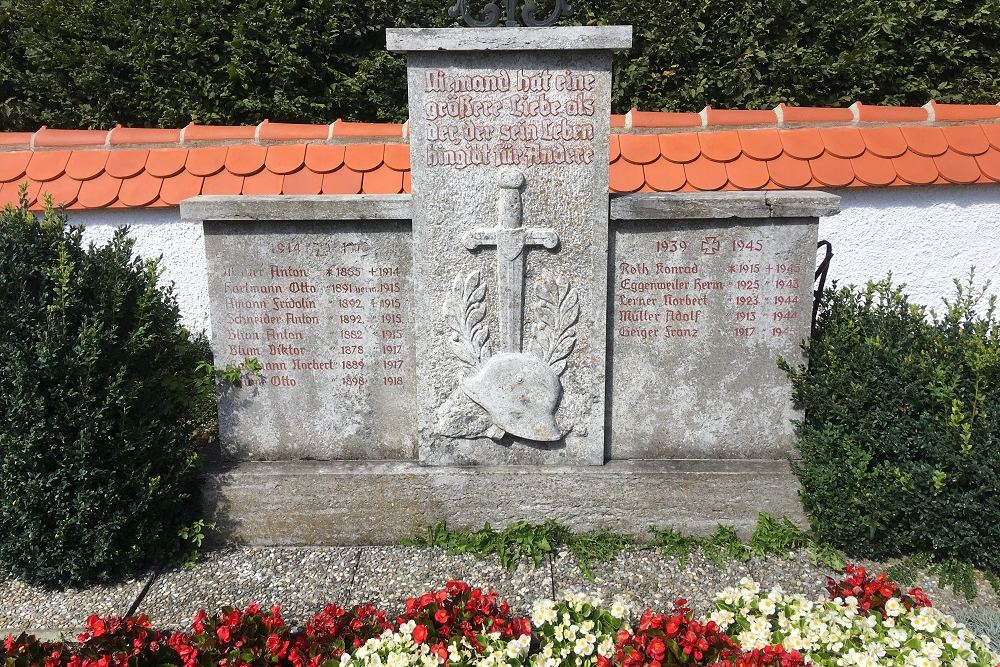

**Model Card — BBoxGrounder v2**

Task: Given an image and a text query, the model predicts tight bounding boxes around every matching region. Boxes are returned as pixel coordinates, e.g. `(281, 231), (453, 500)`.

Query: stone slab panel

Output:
(608, 217), (818, 459)
(387, 26), (632, 52)
(400, 35), (621, 465)
(610, 191), (841, 221)
(348, 547), (550, 616)
(203, 219), (416, 460)
(203, 460), (805, 546)
(140, 547), (359, 628)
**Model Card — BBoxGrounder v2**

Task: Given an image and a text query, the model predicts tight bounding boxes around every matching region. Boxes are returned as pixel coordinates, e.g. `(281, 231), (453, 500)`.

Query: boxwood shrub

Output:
(0, 196), (214, 587)
(783, 276), (1000, 571)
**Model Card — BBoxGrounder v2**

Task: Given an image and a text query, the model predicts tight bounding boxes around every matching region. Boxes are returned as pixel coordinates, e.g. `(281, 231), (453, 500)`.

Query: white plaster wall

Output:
(65, 184), (1000, 335)
(72, 209), (210, 335)
(819, 185), (1000, 310)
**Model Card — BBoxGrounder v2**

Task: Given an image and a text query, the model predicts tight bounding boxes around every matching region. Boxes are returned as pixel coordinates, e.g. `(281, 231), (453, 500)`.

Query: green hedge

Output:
(0, 196), (215, 587)
(782, 276), (1000, 571)
(1, 0), (998, 131)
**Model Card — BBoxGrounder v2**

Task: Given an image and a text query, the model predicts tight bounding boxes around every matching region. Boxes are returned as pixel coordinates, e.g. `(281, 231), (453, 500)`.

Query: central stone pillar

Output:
(388, 27), (632, 465)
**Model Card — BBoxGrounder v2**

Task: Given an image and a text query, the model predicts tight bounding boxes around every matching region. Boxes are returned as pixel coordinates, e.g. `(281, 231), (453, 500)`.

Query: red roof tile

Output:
(105, 149), (148, 179)
(77, 173), (122, 208)
(703, 107), (777, 127)
(110, 127), (181, 146)
(383, 144), (410, 172)
(344, 143), (385, 172)
(0, 132), (33, 148)
(243, 168), (285, 196)
(265, 144), (307, 174)
(4, 108), (1000, 211)
(26, 151), (71, 182)
(777, 104), (854, 125)
(281, 167), (324, 195)
(186, 147), (227, 177)
(159, 172), (203, 205)
(619, 134), (660, 164)
(808, 152), (855, 187)
(202, 170), (244, 195)
(928, 101), (1000, 122)
(322, 166), (363, 195)
(609, 159), (644, 192)
(820, 127), (866, 159)
(305, 144), (345, 173)
(778, 128), (824, 160)
(643, 158), (686, 192)
(0, 151), (32, 182)
(658, 133), (701, 163)
(185, 123), (255, 143)
(225, 144), (267, 176)
(363, 165), (405, 194)
(629, 110), (701, 128)
(40, 177), (82, 208)
(852, 102), (928, 123)
(975, 150), (1000, 181)
(851, 152), (897, 186)
(118, 172), (162, 207)
(738, 129), (782, 160)
(899, 126), (948, 157)
(941, 125), (990, 156)
(892, 152), (939, 185)
(766, 154), (812, 188)
(334, 121), (404, 138)
(65, 151), (109, 181)
(726, 155), (770, 190)
(860, 127), (907, 158)
(698, 130), (741, 162)
(684, 156), (728, 190)
(934, 149), (981, 184)
(258, 120), (330, 141)
(146, 148), (189, 178)
(34, 128), (107, 148)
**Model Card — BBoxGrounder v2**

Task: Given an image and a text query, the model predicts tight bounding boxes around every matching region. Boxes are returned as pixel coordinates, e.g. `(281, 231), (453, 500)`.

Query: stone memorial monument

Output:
(182, 4), (841, 544)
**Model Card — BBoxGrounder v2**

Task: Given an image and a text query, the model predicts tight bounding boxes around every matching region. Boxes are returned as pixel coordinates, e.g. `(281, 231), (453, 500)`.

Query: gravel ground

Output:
(0, 572), (149, 633)
(140, 548), (360, 629)
(347, 546), (551, 616)
(2, 546), (998, 635)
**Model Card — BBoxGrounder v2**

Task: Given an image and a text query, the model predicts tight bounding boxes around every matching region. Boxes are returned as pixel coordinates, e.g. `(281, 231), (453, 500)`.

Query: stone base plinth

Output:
(203, 460), (805, 545)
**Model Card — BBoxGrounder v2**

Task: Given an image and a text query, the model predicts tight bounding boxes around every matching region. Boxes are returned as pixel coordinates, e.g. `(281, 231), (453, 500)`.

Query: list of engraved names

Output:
(204, 221), (415, 460)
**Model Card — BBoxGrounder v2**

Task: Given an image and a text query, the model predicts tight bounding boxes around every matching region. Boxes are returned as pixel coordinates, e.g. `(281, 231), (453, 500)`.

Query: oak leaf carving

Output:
(444, 270), (491, 367)
(530, 274), (579, 376)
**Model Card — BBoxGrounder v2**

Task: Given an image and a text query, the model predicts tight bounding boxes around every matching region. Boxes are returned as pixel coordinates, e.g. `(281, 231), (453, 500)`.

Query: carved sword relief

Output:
(435, 169), (579, 443)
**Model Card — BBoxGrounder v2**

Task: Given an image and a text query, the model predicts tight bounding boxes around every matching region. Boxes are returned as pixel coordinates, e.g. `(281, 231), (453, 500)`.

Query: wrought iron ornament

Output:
(448, 0), (573, 27)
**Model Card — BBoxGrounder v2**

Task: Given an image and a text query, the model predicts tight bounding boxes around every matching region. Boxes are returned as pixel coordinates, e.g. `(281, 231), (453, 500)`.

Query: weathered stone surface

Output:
(608, 217), (818, 459)
(610, 191), (841, 221)
(392, 27), (630, 466)
(386, 26), (632, 51)
(203, 460), (806, 545)
(182, 195), (413, 222)
(202, 218), (416, 460)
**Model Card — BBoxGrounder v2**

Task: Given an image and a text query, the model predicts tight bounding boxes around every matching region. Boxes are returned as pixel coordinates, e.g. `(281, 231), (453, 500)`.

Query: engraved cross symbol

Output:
(462, 169), (559, 353)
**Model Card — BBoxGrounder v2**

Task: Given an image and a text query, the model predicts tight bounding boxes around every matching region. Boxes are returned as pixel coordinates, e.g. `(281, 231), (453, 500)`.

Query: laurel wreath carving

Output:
(444, 270), (491, 367)
(530, 275), (580, 376)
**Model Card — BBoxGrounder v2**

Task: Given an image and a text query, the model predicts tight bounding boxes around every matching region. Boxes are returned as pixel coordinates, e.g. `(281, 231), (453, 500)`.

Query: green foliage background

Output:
(1, 0), (998, 131)
(0, 196), (215, 587)
(783, 276), (1000, 572)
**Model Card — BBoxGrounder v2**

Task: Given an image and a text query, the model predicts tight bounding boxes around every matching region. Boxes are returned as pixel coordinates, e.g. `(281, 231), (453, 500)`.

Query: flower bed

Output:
(3, 568), (997, 667)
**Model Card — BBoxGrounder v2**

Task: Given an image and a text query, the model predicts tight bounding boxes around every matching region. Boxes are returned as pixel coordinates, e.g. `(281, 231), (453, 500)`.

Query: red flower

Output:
(413, 625), (429, 643)
(216, 625), (231, 643)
